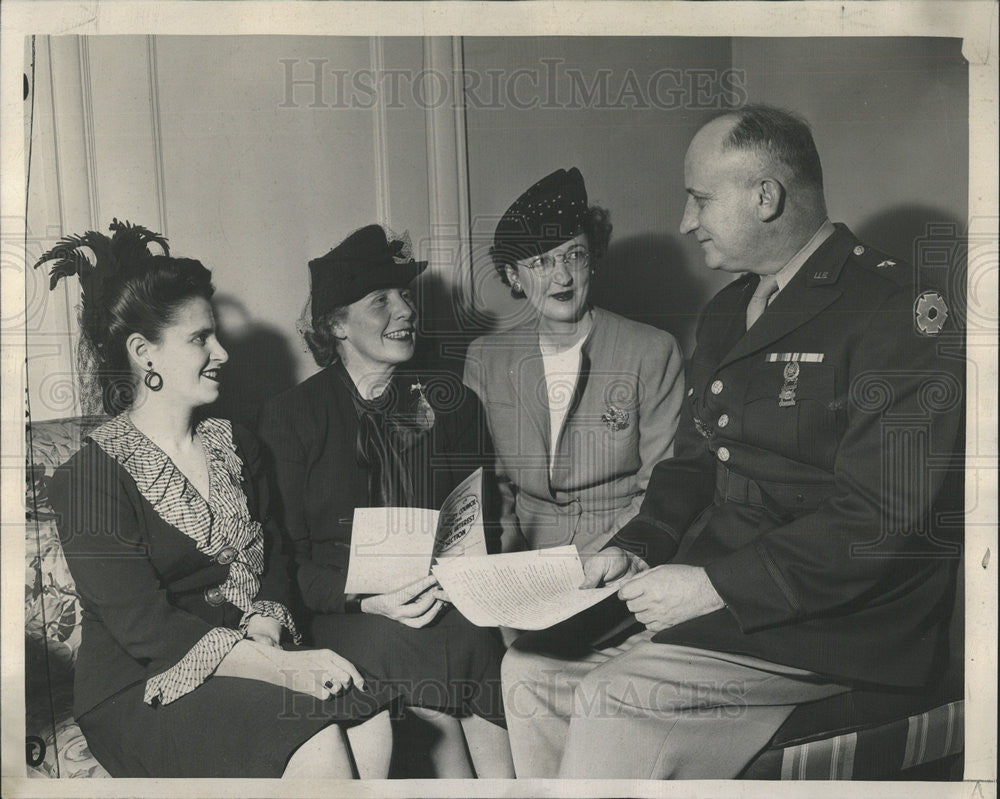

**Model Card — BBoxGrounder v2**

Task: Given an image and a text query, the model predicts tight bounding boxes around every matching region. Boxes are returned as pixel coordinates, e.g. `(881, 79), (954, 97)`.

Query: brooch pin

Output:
(778, 361), (799, 407)
(602, 405), (630, 432)
(410, 379), (436, 430)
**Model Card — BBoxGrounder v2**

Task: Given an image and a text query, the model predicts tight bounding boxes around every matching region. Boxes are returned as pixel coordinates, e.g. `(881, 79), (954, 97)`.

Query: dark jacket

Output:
(611, 224), (964, 689)
(256, 362), (499, 615)
(48, 423), (291, 718)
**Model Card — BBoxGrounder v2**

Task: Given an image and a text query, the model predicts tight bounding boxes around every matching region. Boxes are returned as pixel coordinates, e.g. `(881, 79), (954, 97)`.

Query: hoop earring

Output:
(144, 361), (163, 391)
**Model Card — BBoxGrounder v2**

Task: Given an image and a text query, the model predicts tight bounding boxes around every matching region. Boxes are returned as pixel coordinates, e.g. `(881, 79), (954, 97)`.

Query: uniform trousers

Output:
(502, 628), (851, 779)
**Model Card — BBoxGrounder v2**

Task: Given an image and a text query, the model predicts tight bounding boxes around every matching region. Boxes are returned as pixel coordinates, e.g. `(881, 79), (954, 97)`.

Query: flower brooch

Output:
(601, 405), (630, 432)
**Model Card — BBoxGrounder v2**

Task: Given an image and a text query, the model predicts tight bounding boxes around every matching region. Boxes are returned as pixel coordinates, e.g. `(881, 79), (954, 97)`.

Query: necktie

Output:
(746, 274), (779, 330)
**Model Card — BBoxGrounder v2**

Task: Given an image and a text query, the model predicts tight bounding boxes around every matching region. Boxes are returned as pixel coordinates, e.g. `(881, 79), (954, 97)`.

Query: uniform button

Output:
(203, 586), (226, 607)
(853, 245), (865, 256)
(717, 414), (729, 428)
(711, 379), (724, 395)
(717, 446), (730, 462)
(216, 546), (237, 566)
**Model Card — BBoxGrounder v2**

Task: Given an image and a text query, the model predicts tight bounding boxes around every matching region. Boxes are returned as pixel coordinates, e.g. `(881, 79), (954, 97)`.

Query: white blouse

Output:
(540, 336), (586, 477)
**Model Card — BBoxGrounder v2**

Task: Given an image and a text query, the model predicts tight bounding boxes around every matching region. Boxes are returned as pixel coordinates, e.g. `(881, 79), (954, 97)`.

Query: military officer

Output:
(501, 104), (964, 779)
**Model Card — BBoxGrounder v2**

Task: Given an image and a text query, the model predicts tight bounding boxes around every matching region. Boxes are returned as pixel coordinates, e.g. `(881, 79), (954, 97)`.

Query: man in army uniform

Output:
(501, 105), (963, 778)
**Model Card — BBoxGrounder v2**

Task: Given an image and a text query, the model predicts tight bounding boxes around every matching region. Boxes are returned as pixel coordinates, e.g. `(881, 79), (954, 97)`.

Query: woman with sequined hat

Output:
(257, 224), (513, 778)
(464, 168), (686, 556)
(38, 220), (395, 778)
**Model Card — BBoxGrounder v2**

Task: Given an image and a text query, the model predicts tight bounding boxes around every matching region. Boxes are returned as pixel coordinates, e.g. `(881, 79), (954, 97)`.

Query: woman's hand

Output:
(245, 613), (282, 648)
(359, 575), (445, 628)
(261, 644), (366, 700)
(217, 640), (365, 701)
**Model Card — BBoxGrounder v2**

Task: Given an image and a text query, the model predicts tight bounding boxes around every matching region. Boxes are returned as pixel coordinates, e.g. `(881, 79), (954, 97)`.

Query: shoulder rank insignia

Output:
(914, 291), (949, 335)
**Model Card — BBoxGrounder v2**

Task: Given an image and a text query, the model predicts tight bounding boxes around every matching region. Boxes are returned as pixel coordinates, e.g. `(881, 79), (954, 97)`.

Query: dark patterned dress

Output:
(48, 414), (396, 777)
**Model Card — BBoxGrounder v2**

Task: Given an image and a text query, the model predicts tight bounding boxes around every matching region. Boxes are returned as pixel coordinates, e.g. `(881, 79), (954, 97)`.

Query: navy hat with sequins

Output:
(493, 167), (589, 263)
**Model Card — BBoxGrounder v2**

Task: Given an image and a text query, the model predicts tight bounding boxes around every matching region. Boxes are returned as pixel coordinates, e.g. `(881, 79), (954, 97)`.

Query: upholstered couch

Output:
(26, 416), (110, 778)
(24, 415), (964, 779)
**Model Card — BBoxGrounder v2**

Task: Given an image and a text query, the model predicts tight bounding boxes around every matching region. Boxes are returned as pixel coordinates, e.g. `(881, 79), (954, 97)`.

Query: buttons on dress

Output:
(717, 446), (731, 462)
(216, 546), (237, 566)
(717, 414), (730, 428)
(711, 380), (724, 395)
(204, 586), (226, 607)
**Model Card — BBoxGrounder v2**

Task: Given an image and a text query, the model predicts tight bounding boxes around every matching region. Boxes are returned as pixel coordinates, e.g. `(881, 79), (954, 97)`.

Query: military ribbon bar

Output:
(766, 352), (824, 363)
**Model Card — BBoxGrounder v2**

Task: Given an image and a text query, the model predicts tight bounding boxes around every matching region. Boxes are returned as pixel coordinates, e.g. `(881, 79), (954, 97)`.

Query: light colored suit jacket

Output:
(464, 306), (684, 554)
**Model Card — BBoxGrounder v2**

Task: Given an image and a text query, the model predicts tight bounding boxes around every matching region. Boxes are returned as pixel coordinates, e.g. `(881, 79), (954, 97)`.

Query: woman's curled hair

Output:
(302, 306), (348, 368)
(34, 220), (214, 414)
(86, 256), (214, 413)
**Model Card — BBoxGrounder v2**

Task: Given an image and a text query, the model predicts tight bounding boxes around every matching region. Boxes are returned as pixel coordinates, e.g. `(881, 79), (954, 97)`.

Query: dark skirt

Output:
(309, 606), (506, 726)
(78, 673), (398, 778)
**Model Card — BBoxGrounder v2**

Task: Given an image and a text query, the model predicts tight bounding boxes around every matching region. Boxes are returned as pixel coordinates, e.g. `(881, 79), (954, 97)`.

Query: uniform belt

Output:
(715, 464), (835, 517)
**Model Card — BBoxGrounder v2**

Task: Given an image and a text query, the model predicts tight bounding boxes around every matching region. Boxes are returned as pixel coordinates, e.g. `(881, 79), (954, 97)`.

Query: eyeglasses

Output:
(520, 248), (591, 275)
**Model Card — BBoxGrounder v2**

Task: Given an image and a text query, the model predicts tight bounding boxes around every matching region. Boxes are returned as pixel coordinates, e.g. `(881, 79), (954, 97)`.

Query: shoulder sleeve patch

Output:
(914, 290), (949, 335)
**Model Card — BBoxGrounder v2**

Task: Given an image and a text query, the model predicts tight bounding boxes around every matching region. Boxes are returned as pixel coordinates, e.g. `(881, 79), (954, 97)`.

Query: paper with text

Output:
(432, 546), (621, 629)
(434, 467), (487, 559)
(344, 468), (485, 594)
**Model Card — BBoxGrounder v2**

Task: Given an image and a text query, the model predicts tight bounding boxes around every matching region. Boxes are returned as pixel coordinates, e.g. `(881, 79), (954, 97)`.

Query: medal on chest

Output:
(778, 361), (799, 407)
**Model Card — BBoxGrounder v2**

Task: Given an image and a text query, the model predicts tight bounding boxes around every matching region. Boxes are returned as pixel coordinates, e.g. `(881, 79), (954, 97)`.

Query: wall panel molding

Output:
(146, 36), (169, 236)
(77, 37), (100, 229)
(422, 36), (473, 328)
(371, 36), (391, 227)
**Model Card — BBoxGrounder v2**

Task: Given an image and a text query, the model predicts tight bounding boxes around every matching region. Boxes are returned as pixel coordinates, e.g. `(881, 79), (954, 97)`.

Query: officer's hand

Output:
(580, 547), (648, 589)
(618, 564), (725, 632)
(360, 575), (446, 628)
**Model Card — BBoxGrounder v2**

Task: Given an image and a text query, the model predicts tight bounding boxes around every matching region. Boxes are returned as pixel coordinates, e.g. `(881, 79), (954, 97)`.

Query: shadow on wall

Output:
(207, 295), (300, 426)
(592, 232), (709, 358)
(856, 205), (968, 330)
(410, 267), (504, 377)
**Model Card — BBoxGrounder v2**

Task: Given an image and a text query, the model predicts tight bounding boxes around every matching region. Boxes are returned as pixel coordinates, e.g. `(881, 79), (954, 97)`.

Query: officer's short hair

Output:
(722, 104), (824, 191)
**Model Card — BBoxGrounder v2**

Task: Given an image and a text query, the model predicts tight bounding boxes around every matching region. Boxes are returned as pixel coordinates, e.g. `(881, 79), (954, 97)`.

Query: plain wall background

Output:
(464, 36), (968, 355)
(26, 35), (446, 423)
(25, 35), (969, 423)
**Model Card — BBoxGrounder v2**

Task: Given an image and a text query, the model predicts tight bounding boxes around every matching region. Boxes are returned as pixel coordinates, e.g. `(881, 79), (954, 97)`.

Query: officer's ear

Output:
(755, 178), (785, 222)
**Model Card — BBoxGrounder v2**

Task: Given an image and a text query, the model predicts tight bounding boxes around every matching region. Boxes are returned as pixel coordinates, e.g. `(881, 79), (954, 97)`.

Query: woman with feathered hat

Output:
(464, 168), (685, 557)
(257, 224), (514, 778)
(38, 221), (394, 778)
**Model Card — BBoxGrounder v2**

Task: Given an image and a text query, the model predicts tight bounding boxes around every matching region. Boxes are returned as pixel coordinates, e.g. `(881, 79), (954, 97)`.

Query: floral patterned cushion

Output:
(26, 416), (110, 778)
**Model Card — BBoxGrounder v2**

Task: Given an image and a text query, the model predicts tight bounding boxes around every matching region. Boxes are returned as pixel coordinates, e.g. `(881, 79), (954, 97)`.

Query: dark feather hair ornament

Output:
(33, 217), (169, 294)
(33, 219), (170, 414)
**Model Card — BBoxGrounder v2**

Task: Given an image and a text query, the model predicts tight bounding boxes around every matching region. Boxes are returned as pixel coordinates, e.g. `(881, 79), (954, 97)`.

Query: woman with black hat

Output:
(464, 168), (685, 556)
(257, 224), (513, 778)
